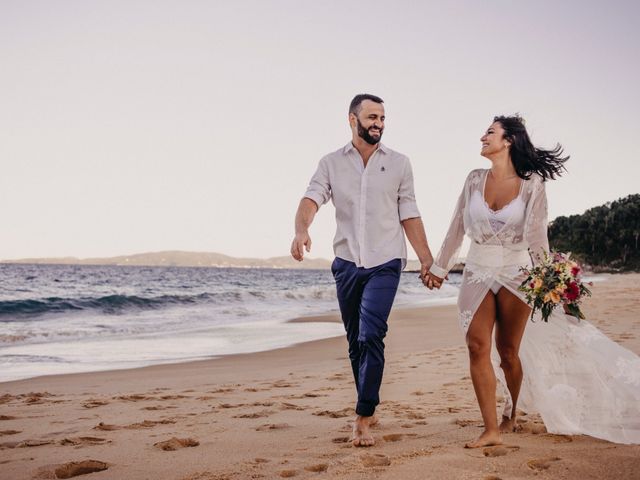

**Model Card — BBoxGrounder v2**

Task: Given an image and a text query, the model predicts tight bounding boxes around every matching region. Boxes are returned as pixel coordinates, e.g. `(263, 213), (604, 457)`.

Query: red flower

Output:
(565, 282), (580, 301)
(571, 266), (581, 276)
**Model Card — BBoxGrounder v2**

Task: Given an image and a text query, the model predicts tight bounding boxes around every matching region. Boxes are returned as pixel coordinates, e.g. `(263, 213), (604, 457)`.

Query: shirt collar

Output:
(343, 142), (388, 155)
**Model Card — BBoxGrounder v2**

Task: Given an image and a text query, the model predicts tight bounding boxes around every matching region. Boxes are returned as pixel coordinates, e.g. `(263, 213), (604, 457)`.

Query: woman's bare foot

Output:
(351, 415), (375, 447)
(499, 415), (516, 433)
(464, 429), (503, 448)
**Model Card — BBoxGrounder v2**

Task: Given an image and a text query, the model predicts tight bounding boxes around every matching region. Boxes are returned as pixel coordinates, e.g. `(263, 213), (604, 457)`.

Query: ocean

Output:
(0, 263), (460, 382)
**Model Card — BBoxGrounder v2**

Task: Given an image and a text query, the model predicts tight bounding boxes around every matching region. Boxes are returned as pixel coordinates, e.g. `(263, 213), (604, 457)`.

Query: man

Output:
(290, 93), (434, 447)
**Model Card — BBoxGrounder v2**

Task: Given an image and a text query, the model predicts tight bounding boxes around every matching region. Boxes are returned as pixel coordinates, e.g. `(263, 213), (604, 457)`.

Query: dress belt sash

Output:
(466, 242), (531, 268)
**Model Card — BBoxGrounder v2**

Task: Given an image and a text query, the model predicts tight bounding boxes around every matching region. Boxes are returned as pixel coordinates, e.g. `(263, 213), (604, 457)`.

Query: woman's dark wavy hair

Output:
(493, 115), (569, 181)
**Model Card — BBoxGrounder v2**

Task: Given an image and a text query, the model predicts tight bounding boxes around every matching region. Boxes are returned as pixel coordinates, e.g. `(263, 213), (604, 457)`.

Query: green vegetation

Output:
(549, 194), (640, 271)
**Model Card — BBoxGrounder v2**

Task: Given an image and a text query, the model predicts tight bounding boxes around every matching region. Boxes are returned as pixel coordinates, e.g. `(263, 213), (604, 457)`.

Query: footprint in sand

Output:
(208, 387), (235, 394)
(527, 456), (561, 471)
(361, 454), (391, 467)
(382, 433), (405, 442)
(115, 394), (151, 402)
(279, 470), (298, 477)
(23, 394), (52, 405)
(81, 399), (109, 409)
(453, 419), (477, 427)
(255, 423), (290, 431)
(233, 410), (273, 419)
(483, 445), (520, 457)
(59, 437), (109, 446)
(544, 434), (573, 443)
(154, 437), (199, 451)
(304, 464), (329, 472)
(1, 439), (53, 449)
(0, 430), (21, 436)
(143, 405), (176, 411)
(280, 402), (306, 411)
(406, 412), (426, 420)
(19, 439), (55, 447)
(126, 419), (176, 429)
(332, 436), (350, 444)
(302, 392), (327, 398)
(94, 422), (119, 431)
(516, 420), (547, 434)
(54, 460), (109, 478)
(313, 408), (352, 418)
(272, 382), (298, 388)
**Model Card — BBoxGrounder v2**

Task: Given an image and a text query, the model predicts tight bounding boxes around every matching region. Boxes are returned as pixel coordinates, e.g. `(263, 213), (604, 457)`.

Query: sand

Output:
(1, 273), (639, 479)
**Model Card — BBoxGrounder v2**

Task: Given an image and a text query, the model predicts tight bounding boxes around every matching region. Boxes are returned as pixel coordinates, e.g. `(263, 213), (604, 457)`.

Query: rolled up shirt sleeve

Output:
(398, 158), (421, 221)
(303, 157), (331, 209)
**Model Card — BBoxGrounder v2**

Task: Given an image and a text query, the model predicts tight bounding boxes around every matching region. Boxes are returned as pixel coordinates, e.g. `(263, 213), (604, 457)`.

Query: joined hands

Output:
(420, 270), (445, 290)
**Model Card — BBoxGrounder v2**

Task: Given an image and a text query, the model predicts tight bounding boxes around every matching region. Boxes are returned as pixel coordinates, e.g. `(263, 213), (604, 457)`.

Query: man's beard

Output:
(357, 118), (383, 145)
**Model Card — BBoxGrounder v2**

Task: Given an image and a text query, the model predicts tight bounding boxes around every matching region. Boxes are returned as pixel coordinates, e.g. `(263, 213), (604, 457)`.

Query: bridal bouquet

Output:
(519, 251), (592, 322)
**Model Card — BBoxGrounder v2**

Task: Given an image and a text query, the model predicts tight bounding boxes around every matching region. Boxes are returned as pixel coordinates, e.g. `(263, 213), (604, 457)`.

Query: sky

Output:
(1, 0), (639, 261)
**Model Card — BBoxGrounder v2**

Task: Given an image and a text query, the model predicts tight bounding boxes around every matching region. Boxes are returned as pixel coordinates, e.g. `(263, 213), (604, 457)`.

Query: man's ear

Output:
(348, 112), (357, 128)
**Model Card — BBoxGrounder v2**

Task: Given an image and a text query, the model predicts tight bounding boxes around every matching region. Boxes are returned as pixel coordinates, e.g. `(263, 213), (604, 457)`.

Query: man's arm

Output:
(401, 217), (434, 281)
(291, 198), (319, 261)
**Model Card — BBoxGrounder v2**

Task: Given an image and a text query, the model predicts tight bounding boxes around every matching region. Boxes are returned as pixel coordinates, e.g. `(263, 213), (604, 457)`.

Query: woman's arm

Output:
(525, 177), (550, 265)
(428, 173), (470, 280)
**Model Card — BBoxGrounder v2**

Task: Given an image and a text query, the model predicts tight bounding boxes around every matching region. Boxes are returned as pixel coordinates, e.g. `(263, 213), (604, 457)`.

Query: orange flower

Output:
(543, 291), (561, 304)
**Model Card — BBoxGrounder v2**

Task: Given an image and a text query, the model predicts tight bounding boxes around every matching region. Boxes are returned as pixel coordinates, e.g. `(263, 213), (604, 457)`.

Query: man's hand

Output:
(291, 232), (312, 261)
(291, 198), (319, 261)
(419, 261), (432, 285)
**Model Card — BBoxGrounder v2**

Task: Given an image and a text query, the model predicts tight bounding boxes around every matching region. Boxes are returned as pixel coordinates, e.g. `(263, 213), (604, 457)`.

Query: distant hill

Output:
(0, 250), (332, 270)
(0, 250), (437, 271)
(549, 193), (640, 271)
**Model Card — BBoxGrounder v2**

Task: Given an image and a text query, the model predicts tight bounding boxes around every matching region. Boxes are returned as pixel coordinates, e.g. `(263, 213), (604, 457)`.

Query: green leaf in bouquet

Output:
(565, 303), (585, 321)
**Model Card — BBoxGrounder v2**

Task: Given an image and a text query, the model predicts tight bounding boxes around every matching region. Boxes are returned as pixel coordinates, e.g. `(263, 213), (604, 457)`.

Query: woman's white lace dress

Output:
(429, 168), (640, 444)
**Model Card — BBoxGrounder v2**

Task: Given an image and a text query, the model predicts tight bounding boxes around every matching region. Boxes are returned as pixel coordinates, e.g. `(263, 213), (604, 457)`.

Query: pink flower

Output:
(565, 282), (580, 301)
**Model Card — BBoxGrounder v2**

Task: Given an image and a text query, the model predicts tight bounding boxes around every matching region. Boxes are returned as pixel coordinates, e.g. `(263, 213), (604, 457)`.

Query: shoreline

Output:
(1, 274), (638, 479)
(0, 303), (457, 388)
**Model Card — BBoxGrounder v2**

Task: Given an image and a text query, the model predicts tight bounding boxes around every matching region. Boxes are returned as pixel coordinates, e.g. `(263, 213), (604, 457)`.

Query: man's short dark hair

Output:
(349, 94), (384, 116)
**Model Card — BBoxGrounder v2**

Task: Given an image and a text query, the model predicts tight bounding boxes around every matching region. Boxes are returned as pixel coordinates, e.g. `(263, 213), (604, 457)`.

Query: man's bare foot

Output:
(351, 415), (375, 447)
(499, 415), (516, 433)
(464, 430), (503, 448)
(369, 415), (379, 427)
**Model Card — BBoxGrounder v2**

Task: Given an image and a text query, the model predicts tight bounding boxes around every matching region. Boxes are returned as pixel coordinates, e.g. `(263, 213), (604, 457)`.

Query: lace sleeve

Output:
(525, 176), (550, 265)
(429, 174), (469, 278)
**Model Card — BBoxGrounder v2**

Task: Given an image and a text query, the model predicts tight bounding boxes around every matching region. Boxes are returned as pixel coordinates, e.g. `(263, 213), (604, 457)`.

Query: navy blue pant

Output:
(331, 257), (402, 417)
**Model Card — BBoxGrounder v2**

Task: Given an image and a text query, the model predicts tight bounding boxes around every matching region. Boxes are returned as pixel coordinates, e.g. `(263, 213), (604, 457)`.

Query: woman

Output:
(425, 115), (640, 448)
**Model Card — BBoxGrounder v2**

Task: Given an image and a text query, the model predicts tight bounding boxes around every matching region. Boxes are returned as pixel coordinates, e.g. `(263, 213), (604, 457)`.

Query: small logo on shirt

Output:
(380, 166), (386, 172)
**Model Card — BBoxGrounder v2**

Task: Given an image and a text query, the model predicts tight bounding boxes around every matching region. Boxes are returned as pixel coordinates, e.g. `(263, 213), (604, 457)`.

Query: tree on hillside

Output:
(548, 194), (640, 271)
